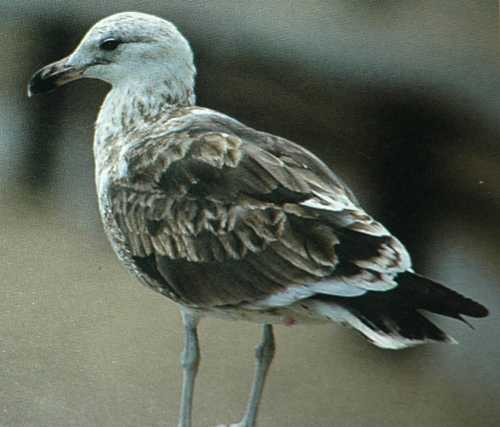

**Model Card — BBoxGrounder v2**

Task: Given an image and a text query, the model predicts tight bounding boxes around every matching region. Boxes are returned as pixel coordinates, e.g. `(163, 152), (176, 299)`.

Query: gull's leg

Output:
(178, 311), (200, 427)
(218, 324), (275, 427)
(240, 324), (275, 427)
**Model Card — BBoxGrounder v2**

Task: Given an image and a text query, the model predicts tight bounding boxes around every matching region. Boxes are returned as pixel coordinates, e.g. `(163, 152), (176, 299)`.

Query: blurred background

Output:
(1, 1), (499, 426)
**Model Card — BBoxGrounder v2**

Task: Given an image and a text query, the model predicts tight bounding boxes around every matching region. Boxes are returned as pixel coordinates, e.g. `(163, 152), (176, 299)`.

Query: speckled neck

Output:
(96, 79), (194, 139)
(93, 79), (195, 176)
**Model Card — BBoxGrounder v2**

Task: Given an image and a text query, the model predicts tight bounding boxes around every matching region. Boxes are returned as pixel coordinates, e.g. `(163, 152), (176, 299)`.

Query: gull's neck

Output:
(93, 76), (195, 182)
(95, 78), (195, 142)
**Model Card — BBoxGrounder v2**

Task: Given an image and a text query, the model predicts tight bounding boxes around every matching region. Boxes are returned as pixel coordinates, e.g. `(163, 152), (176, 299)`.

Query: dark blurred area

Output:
(1, 2), (499, 427)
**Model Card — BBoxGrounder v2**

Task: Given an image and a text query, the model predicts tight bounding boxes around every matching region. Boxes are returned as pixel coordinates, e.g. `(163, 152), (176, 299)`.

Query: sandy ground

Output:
(1, 194), (499, 427)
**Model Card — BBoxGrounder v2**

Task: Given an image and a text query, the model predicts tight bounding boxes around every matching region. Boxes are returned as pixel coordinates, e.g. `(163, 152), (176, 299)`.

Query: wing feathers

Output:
(307, 300), (454, 349)
(109, 109), (412, 306)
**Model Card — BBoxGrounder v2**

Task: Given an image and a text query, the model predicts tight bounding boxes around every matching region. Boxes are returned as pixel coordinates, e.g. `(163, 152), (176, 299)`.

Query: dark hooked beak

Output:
(28, 56), (84, 97)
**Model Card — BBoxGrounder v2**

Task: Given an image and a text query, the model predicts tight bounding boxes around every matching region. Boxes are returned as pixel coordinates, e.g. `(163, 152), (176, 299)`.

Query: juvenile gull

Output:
(28, 12), (488, 427)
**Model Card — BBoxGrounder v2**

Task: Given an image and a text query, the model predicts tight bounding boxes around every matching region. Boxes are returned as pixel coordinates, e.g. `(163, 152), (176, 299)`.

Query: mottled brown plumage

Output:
(103, 106), (414, 311)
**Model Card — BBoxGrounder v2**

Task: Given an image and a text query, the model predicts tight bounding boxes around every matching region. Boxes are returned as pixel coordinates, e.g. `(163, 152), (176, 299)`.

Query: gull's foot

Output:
(215, 423), (247, 427)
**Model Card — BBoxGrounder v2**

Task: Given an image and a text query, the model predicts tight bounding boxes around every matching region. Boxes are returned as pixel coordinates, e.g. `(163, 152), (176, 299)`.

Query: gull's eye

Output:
(99, 38), (121, 51)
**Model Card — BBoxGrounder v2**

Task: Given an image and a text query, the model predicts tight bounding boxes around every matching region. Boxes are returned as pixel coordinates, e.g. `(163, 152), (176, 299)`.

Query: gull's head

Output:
(28, 12), (196, 100)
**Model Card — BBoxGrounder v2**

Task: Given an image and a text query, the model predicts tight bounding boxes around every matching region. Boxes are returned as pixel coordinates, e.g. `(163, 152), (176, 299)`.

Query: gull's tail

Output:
(308, 271), (489, 349)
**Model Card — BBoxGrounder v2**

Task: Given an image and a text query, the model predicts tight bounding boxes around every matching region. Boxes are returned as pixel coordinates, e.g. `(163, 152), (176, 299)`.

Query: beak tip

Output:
(27, 68), (46, 98)
(27, 75), (42, 98)
(27, 56), (80, 97)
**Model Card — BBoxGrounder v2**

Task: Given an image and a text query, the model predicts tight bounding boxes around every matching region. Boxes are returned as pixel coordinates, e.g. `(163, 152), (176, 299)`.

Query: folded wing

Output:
(109, 109), (411, 307)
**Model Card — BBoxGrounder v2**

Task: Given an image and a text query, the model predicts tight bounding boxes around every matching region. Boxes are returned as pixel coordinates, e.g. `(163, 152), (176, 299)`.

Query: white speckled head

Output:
(68, 12), (196, 98)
